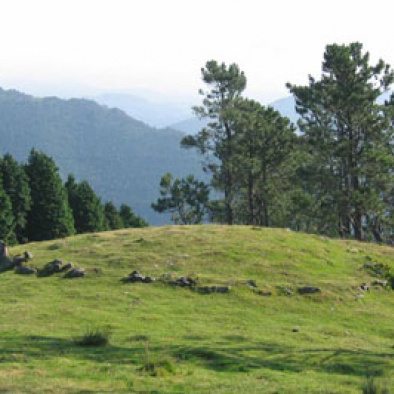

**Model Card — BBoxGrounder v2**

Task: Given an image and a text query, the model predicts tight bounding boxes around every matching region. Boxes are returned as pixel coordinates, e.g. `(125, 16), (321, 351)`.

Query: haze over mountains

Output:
(0, 88), (205, 225)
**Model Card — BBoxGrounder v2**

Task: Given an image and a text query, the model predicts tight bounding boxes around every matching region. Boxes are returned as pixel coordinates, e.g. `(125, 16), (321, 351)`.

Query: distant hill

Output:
(93, 93), (193, 128)
(0, 88), (205, 225)
(169, 96), (299, 134)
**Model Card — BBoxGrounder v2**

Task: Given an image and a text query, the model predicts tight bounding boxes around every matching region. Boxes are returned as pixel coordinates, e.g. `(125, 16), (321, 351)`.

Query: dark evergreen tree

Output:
(25, 150), (75, 241)
(119, 204), (148, 228)
(0, 180), (14, 242)
(230, 98), (297, 226)
(181, 60), (246, 224)
(0, 154), (31, 242)
(104, 201), (123, 230)
(66, 178), (105, 234)
(287, 42), (394, 241)
(152, 173), (210, 224)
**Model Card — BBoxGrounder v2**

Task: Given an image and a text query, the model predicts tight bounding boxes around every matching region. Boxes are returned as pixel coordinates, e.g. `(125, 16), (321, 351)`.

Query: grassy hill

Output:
(1, 226), (393, 393)
(0, 88), (205, 225)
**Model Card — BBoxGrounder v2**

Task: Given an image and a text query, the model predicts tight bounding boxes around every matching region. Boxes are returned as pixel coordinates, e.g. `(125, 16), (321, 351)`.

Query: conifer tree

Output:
(181, 60), (246, 224)
(65, 178), (104, 234)
(287, 42), (394, 241)
(0, 154), (31, 242)
(0, 181), (14, 242)
(25, 150), (75, 241)
(119, 204), (148, 228)
(104, 201), (123, 230)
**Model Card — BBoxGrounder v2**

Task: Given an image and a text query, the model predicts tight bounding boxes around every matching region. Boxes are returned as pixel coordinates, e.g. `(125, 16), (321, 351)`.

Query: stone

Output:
(12, 256), (26, 266)
(122, 271), (155, 284)
(257, 290), (272, 296)
(360, 283), (369, 291)
(0, 259), (15, 273)
(169, 276), (197, 287)
(297, 286), (321, 295)
(246, 280), (258, 288)
(60, 262), (73, 272)
(372, 280), (388, 287)
(292, 327), (299, 332)
(38, 259), (63, 277)
(63, 268), (85, 278)
(356, 293), (364, 300)
(197, 286), (230, 294)
(347, 248), (359, 253)
(15, 266), (36, 275)
(276, 286), (293, 296)
(24, 251), (33, 260)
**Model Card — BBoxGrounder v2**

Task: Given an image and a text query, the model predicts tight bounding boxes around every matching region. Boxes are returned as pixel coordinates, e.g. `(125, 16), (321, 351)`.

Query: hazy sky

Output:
(0, 0), (393, 103)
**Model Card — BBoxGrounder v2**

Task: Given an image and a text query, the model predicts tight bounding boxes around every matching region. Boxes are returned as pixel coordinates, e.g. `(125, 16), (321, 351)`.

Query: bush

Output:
(74, 327), (111, 347)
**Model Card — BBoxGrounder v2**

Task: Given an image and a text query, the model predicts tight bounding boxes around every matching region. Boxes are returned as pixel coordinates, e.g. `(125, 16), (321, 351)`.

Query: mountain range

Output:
(0, 88), (205, 225)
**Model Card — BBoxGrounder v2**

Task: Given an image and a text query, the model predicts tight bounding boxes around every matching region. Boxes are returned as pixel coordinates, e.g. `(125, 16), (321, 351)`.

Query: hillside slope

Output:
(0, 88), (205, 225)
(1, 226), (393, 393)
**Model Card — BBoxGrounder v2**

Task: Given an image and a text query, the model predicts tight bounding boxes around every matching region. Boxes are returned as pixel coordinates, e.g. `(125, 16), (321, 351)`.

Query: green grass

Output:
(0, 225), (393, 393)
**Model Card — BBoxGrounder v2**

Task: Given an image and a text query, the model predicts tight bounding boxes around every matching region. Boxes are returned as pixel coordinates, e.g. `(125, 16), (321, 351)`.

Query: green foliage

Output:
(287, 42), (394, 242)
(152, 173), (210, 224)
(0, 154), (31, 242)
(182, 60), (247, 224)
(25, 150), (75, 241)
(0, 185), (14, 241)
(104, 201), (123, 230)
(66, 175), (105, 234)
(119, 204), (148, 228)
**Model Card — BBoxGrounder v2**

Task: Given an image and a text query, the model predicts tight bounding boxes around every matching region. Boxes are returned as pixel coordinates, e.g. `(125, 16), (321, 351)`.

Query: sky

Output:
(0, 0), (393, 104)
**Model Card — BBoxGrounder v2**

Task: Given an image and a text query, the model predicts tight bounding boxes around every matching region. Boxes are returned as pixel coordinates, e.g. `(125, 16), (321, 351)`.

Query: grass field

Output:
(1, 225), (393, 393)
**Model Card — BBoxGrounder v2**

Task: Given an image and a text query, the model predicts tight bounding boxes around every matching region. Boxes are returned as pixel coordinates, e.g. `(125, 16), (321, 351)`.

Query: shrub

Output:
(74, 327), (111, 347)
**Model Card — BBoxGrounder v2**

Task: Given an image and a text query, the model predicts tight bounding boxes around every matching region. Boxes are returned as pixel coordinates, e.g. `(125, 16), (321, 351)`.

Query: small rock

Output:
(292, 327), (299, 332)
(24, 251), (33, 260)
(63, 268), (85, 279)
(347, 248), (359, 253)
(297, 286), (321, 295)
(257, 290), (272, 296)
(60, 262), (73, 272)
(360, 283), (369, 291)
(15, 266), (36, 275)
(246, 280), (258, 288)
(372, 280), (388, 287)
(13, 256), (26, 266)
(356, 293), (364, 300)
(38, 259), (63, 277)
(197, 286), (230, 294)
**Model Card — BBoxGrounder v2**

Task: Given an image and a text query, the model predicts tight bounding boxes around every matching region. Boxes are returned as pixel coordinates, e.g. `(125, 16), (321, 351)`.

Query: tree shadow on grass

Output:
(0, 335), (392, 378)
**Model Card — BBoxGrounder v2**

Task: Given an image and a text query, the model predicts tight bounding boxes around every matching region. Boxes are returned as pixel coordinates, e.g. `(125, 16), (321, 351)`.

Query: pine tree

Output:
(0, 154), (31, 242)
(104, 201), (123, 230)
(119, 204), (148, 228)
(287, 42), (394, 241)
(65, 178), (104, 234)
(0, 181), (14, 242)
(152, 173), (210, 224)
(181, 60), (246, 224)
(25, 150), (75, 241)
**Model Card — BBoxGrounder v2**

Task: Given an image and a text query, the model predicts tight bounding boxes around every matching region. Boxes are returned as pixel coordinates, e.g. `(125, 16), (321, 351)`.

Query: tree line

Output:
(152, 42), (393, 243)
(0, 149), (147, 243)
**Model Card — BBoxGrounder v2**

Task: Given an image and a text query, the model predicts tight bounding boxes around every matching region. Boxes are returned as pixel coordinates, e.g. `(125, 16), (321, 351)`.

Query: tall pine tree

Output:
(25, 150), (75, 241)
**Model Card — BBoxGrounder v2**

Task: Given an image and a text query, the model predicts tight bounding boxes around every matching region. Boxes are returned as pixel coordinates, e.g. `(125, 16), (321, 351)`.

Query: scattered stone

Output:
(297, 286), (321, 295)
(122, 270), (155, 283)
(246, 279), (258, 288)
(197, 285), (230, 294)
(360, 283), (369, 291)
(372, 280), (388, 287)
(12, 256), (26, 266)
(63, 268), (85, 279)
(60, 262), (73, 272)
(15, 266), (36, 275)
(257, 290), (272, 296)
(134, 238), (145, 243)
(38, 259), (63, 277)
(292, 327), (299, 332)
(24, 251), (33, 260)
(276, 286), (293, 296)
(169, 276), (197, 287)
